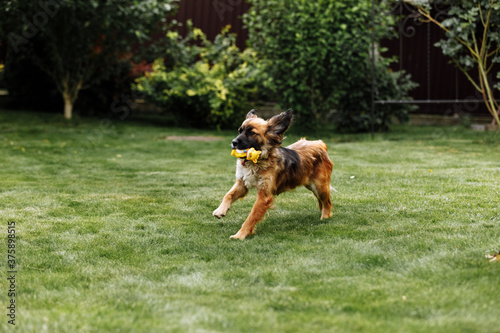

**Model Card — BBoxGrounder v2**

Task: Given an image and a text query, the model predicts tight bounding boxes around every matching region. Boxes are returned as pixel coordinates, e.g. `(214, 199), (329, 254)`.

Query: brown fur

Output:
(213, 110), (334, 239)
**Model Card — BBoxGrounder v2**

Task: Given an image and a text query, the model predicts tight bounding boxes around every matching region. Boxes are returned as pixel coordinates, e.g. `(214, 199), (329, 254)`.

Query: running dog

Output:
(213, 109), (334, 239)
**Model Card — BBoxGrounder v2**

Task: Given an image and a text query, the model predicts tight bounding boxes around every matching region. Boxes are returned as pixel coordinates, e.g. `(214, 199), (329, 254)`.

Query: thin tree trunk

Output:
(63, 91), (73, 120)
(492, 107), (500, 128)
(61, 78), (82, 120)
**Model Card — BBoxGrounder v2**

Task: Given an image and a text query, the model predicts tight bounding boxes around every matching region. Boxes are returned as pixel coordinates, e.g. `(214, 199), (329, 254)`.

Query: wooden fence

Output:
(174, 0), (250, 49)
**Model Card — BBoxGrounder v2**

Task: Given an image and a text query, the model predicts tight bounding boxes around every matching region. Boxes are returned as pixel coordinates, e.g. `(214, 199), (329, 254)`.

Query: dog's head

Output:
(231, 109), (293, 156)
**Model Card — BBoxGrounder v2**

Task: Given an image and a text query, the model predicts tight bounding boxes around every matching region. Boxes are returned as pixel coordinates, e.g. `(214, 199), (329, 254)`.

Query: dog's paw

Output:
(230, 229), (253, 240)
(213, 208), (227, 219)
(320, 211), (333, 220)
(229, 232), (247, 240)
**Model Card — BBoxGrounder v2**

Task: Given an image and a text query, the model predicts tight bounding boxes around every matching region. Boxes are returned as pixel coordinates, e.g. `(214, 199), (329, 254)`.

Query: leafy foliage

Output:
(244, 0), (417, 132)
(133, 25), (271, 129)
(333, 60), (418, 133)
(0, 0), (178, 118)
(415, 0), (500, 126)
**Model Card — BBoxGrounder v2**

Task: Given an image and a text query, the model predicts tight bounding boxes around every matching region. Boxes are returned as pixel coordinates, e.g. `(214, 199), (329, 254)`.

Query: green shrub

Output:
(133, 25), (271, 129)
(244, 0), (417, 132)
(332, 59), (418, 133)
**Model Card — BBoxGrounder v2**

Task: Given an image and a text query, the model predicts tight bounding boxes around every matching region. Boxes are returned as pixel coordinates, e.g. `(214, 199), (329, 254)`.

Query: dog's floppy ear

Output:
(246, 109), (258, 119)
(267, 109), (293, 136)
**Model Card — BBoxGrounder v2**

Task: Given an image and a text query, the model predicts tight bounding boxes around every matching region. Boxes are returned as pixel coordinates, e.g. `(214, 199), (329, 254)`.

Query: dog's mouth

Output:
(231, 148), (262, 163)
(232, 149), (251, 159)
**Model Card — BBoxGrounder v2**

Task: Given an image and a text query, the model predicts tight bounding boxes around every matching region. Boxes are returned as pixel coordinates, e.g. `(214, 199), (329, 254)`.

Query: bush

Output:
(133, 25), (271, 129)
(332, 59), (418, 133)
(75, 60), (134, 117)
(1, 53), (62, 112)
(244, 0), (417, 132)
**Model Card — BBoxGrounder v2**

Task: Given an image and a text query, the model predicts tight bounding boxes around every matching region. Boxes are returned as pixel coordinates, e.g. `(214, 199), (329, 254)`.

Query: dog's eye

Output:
(250, 131), (258, 136)
(238, 127), (243, 134)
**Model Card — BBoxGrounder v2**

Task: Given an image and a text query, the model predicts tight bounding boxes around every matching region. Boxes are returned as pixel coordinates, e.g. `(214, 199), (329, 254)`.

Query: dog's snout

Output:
(231, 139), (239, 148)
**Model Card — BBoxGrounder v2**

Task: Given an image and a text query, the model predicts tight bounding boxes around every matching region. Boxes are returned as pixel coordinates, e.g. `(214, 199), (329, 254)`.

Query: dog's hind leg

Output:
(316, 182), (333, 219)
(305, 184), (323, 211)
(310, 170), (333, 219)
(307, 182), (332, 219)
(213, 180), (248, 218)
(314, 157), (334, 219)
(230, 190), (273, 240)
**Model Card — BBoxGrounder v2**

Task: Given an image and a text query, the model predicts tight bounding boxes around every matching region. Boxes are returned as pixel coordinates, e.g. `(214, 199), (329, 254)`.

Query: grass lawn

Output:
(1, 109), (500, 332)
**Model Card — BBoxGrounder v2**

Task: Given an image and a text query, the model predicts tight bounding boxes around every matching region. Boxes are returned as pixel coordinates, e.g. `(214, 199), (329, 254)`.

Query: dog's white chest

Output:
(235, 161), (259, 188)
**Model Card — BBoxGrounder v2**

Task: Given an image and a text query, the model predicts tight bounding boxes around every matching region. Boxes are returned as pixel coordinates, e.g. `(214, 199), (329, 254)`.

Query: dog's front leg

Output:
(230, 190), (273, 240)
(213, 179), (248, 218)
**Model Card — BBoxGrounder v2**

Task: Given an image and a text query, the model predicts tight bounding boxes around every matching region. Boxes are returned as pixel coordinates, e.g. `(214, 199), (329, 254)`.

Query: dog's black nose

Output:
(231, 139), (238, 148)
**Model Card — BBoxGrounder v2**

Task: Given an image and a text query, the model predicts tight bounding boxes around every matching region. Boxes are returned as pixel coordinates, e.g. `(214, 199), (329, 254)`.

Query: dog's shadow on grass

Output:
(256, 210), (333, 237)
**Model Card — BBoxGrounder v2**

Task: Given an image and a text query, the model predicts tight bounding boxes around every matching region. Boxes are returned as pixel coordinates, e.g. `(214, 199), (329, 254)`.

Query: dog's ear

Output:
(246, 109), (258, 119)
(267, 109), (293, 136)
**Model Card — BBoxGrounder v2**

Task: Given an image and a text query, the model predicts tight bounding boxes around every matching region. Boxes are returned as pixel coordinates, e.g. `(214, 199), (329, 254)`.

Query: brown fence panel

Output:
(379, 2), (496, 116)
(174, 0), (250, 49)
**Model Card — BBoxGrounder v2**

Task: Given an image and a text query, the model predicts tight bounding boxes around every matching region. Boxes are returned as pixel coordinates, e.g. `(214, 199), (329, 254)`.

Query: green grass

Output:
(1, 109), (500, 332)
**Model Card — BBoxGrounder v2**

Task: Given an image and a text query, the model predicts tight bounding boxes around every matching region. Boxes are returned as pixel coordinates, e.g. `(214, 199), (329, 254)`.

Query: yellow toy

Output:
(231, 148), (262, 163)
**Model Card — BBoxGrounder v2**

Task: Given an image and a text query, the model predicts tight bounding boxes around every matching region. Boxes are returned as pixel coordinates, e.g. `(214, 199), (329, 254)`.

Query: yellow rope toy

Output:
(231, 148), (262, 163)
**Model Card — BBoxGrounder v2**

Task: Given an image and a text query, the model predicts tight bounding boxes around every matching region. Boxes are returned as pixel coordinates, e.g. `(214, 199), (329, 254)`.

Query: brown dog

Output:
(213, 109), (334, 239)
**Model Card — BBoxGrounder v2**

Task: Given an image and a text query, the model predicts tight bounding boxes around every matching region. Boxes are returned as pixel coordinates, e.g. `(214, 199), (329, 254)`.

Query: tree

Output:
(243, 0), (417, 132)
(0, 0), (177, 119)
(409, 0), (500, 128)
